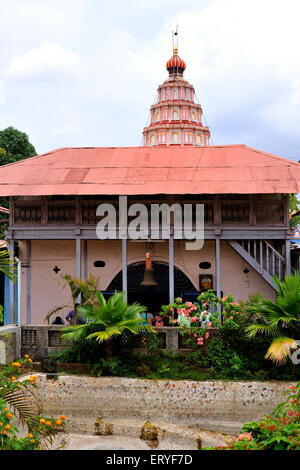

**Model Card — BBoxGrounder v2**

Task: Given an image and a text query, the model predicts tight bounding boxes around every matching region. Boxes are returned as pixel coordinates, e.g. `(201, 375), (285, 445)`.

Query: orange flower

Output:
(60, 415), (66, 420)
(56, 419), (62, 426)
(6, 412), (13, 419)
(0, 422), (3, 427)
(12, 362), (21, 367)
(28, 359), (33, 363)
(30, 439), (35, 444)
(39, 418), (45, 424)
(11, 376), (16, 381)
(28, 376), (34, 382)
(2, 430), (7, 435)
(34, 380), (38, 385)
(28, 433), (34, 439)
(5, 425), (11, 431)
(45, 421), (52, 427)
(24, 354), (29, 358)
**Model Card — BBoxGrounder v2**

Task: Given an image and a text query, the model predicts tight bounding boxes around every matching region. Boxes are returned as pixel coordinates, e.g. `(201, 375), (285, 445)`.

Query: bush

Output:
(203, 382), (300, 450)
(0, 355), (66, 450)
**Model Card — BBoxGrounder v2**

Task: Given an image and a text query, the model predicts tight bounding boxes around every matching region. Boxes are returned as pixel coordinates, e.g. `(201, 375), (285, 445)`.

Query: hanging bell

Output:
(140, 266), (158, 287)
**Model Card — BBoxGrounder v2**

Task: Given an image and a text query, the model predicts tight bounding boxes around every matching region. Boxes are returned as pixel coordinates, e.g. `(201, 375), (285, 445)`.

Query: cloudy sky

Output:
(1, 0), (300, 161)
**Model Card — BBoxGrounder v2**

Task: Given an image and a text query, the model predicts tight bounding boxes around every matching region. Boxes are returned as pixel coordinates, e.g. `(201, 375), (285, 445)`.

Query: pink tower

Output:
(143, 31), (210, 147)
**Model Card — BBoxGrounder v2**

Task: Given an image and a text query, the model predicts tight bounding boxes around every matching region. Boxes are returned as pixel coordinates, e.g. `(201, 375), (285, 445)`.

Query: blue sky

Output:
(1, 0), (300, 161)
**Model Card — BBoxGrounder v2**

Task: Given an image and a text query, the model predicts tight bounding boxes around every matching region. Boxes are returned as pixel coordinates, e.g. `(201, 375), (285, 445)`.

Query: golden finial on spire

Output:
(173, 26), (178, 56)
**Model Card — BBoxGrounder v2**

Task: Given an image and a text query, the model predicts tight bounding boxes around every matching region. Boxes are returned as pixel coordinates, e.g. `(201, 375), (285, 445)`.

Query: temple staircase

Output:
(227, 240), (286, 291)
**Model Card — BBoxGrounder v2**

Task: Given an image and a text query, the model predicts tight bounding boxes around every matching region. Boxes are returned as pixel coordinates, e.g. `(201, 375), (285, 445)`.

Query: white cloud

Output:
(5, 42), (81, 81)
(0, 0), (300, 158)
(0, 82), (6, 105)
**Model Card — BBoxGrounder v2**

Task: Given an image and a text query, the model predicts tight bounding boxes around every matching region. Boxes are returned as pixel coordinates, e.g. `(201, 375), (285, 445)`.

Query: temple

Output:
(143, 32), (210, 147)
(1, 34), (300, 325)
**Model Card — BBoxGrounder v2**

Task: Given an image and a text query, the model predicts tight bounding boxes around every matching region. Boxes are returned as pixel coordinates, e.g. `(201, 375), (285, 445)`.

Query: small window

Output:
(171, 132), (180, 144)
(94, 261), (106, 267)
(196, 133), (203, 145)
(199, 262), (211, 270)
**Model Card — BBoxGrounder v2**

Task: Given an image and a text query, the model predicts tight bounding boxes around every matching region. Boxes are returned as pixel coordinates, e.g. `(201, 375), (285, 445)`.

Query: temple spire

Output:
(173, 27), (178, 56)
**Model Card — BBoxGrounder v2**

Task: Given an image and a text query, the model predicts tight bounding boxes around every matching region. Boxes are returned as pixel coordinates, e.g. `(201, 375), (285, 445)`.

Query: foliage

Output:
(0, 355), (66, 450)
(0, 127), (37, 237)
(204, 382), (300, 450)
(245, 274), (300, 364)
(61, 290), (155, 359)
(289, 194), (300, 228)
(45, 273), (99, 325)
(0, 127), (36, 165)
(0, 243), (17, 282)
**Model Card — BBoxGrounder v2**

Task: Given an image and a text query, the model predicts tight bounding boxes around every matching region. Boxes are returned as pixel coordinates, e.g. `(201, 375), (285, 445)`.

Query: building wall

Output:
(18, 239), (275, 325)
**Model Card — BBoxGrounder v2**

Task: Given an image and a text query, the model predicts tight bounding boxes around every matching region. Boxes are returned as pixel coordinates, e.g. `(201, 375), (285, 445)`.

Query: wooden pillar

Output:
(7, 240), (14, 324)
(122, 239), (127, 302)
(285, 239), (291, 275)
(76, 238), (82, 279)
(26, 240), (31, 325)
(83, 240), (88, 280)
(215, 238), (221, 317)
(169, 235), (174, 304)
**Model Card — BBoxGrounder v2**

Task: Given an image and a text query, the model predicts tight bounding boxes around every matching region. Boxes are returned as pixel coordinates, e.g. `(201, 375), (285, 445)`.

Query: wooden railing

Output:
(12, 196), (287, 227)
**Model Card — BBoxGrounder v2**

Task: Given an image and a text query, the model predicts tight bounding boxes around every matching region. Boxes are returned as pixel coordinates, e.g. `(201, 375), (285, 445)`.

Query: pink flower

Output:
(236, 312), (239, 315)
(186, 302), (192, 308)
(173, 319), (178, 324)
(205, 332), (209, 339)
(229, 316), (233, 319)
(177, 297), (182, 302)
(221, 296), (228, 302)
(170, 308), (174, 312)
(194, 334), (197, 337)
(207, 322), (212, 328)
(237, 433), (252, 442)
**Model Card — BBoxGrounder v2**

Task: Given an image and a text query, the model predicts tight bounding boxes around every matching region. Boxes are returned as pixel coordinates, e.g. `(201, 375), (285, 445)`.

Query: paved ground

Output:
(61, 433), (195, 450)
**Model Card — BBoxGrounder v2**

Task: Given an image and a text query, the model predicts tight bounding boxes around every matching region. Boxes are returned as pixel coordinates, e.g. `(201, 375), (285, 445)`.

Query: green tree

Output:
(245, 274), (300, 364)
(0, 126), (37, 237)
(0, 126), (36, 165)
(289, 194), (300, 228)
(61, 291), (155, 360)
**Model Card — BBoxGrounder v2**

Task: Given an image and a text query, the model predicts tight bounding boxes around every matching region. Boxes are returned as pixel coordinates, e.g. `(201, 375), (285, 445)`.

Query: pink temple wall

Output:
(19, 239), (275, 325)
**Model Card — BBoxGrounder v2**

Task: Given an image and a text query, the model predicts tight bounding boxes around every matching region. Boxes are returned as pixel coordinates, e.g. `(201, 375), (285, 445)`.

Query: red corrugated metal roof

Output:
(0, 145), (299, 196)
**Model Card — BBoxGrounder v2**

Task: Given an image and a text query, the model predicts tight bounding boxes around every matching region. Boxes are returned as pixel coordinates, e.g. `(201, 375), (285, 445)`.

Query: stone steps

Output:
(61, 416), (236, 450)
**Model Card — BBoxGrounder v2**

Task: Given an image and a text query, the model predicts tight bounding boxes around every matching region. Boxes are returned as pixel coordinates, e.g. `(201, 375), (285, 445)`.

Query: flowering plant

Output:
(0, 355), (66, 450)
(204, 381), (300, 450)
(161, 293), (220, 348)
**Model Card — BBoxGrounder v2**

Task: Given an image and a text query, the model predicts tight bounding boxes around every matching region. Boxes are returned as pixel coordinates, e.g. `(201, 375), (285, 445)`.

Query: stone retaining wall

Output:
(35, 374), (296, 430)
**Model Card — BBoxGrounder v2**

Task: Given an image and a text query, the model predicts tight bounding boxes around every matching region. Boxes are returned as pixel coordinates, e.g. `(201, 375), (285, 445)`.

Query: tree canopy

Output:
(0, 126), (36, 166)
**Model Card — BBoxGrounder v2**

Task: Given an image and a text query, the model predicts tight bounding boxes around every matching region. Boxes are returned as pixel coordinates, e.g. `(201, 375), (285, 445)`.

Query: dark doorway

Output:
(105, 261), (197, 314)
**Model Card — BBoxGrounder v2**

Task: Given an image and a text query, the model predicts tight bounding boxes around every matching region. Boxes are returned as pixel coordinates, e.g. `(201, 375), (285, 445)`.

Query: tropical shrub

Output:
(0, 355), (66, 450)
(61, 290), (155, 359)
(245, 274), (300, 364)
(45, 273), (99, 325)
(204, 381), (300, 450)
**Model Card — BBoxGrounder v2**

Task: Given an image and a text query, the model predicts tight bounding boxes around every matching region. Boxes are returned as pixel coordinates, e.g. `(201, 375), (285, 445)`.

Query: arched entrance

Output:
(105, 261), (197, 313)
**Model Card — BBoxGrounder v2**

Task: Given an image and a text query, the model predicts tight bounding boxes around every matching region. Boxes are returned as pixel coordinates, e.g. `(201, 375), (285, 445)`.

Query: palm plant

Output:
(0, 243), (16, 282)
(44, 273), (99, 325)
(245, 274), (300, 364)
(61, 290), (155, 359)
